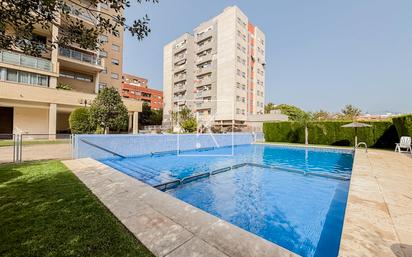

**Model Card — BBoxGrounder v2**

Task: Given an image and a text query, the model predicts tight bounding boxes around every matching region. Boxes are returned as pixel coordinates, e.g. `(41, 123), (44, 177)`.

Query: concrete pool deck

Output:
(63, 158), (297, 257)
(63, 147), (412, 257)
(339, 149), (412, 257)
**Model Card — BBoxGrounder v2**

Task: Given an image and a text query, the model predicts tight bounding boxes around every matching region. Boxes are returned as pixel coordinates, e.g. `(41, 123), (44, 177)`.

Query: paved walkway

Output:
(339, 149), (412, 257)
(63, 158), (297, 257)
(0, 144), (72, 164)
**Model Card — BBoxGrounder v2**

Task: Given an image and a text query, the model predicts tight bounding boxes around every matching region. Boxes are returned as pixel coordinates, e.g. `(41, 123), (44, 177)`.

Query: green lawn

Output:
(0, 139), (71, 147)
(0, 160), (154, 257)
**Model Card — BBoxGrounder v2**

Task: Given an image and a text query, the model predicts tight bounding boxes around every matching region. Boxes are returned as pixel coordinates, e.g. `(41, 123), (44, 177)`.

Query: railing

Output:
(196, 30), (213, 42)
(0, 50), (52, 72)
(0, 134), (73, 164)
(58, 47), (101, 66)
(66, 3), (97, 24)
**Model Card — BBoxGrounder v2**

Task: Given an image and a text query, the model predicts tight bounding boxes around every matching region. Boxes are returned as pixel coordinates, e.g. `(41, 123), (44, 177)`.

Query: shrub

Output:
(69, 108), (96, 134)
(392, 114), (412, 138)
(263, 121), (398, 148)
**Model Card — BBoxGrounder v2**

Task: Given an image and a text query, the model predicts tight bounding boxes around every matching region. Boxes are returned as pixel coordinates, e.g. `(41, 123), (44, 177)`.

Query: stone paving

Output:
(339, 149), (412, 257)
(63, 158), (297, 257)
(0, 143), (72, 164)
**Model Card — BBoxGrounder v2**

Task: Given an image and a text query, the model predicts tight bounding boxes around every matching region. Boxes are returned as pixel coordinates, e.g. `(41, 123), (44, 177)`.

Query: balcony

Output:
(0, 50), (53, 72)
(173, 64), (186, 73)
(196, 66), (213, 76)
(195, 76), (213, 86)
(58, 47), (103, 71)
(174, 85), (186, 93)
(196, 41), (213, 53)
(196, 53), (212, 64)
(195, 101), (214, 109)
(174, 53), (186, 63)
(196, 90), (212, 98)
(174, 73), (187, 83)
(196, 29), (213, 42)
(65, 3), (98, 25)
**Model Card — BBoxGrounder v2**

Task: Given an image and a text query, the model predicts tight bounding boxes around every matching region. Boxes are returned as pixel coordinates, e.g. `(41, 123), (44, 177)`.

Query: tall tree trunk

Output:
(305, 125), (308, 145)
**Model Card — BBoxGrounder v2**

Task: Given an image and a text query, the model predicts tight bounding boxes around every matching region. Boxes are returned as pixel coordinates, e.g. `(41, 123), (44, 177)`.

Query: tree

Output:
(171, 107), (197, 133)
(273, 104), (306, 121)
(0, 0), (158, 56)
(341, 104), (362, 120)
(139, 102), (163, 127)
(264, 102), (275, 114)
(296, 112), (313, 145)
(313, 110), (331, 121)
(69, 107), (96, 133)
(89, 87), (128, 133)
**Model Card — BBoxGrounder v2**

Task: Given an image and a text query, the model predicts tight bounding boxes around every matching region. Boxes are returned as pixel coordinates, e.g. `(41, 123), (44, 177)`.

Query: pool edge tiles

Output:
(63, 158), (299, 257)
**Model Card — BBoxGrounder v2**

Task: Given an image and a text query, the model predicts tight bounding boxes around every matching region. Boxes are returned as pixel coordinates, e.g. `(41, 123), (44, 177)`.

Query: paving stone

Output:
(122, 208), (194, 257)
(165, 237), (228, 257)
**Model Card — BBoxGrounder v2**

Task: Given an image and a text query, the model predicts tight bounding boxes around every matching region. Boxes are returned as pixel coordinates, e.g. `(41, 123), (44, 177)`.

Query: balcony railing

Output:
(59, 47), (101, 66)
(0, 50), (52, 72)
(66, 3), (97, 24)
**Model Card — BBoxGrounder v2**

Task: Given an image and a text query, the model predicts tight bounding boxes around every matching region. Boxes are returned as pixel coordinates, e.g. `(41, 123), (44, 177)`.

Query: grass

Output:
(0, 160), (154, 257)
(0, 139), (71, 147)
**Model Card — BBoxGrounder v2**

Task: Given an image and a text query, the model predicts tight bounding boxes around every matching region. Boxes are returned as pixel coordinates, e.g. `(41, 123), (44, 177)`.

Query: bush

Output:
(263, 121), (398, 149)
(392, 114), (412, 138)
(69, 108), (96, 134)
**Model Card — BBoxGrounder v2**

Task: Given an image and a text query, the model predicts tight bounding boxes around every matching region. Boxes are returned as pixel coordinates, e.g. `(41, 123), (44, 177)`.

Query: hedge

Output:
(263, 121), (399, 148)
(392, 115), (412, 138)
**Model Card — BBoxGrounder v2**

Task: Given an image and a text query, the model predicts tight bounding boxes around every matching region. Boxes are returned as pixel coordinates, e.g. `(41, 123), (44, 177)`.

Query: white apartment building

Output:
(163, 6), (266, 128)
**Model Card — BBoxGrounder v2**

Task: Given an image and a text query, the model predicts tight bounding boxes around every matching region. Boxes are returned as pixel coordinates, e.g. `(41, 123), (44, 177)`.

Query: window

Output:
(111, 58), (119, 65)
(19, 71), (29, 84)
(100, 3), (109, 9)
(99, 35), (108, 43)
(75, 73), (93, 82)
(60, 70), (75, 79)
(112, 44), (120, 51)
(60, 70), (92, 82)
(99, 50), (108, 58)
(111, 73), (119, 79)
(101, 67), (107, 74)
(98, 82), (107, 91)
(6, 69), (18, 82)
(3, 68), (49, 87)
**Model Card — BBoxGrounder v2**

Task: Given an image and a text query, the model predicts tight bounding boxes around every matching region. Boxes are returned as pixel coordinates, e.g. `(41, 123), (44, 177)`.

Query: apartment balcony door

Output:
(0, 107), (13, 139)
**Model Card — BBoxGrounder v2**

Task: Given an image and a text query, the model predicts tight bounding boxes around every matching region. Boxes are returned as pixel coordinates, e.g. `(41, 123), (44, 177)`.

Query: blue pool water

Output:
(101, 144), (353, 257)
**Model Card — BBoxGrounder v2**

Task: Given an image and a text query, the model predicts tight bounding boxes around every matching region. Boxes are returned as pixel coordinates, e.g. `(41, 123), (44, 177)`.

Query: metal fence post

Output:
(12, 134), (16, 163)
(19, 134), (23, 163)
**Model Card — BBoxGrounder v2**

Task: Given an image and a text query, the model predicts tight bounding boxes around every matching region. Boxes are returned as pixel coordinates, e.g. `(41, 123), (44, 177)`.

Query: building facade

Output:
(121, 74), (164, 110)
(0, 1), (141, 136)
(163, 6), (266, 128)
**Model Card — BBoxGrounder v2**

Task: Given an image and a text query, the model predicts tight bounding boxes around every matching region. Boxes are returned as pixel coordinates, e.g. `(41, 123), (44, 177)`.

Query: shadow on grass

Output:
(0, 161), (153, 257)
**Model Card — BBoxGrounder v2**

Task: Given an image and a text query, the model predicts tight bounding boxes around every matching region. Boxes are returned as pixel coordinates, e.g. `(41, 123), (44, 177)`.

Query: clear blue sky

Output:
(123, 0), (412, 114)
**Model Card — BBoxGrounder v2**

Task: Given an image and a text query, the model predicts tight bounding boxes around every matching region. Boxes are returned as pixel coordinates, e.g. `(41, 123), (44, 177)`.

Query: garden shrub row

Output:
(263, 120), (404, 149)
(392, 115), (412, 138)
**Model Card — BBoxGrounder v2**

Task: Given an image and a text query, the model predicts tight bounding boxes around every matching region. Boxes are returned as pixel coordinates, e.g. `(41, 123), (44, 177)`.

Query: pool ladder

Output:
(356, 142), (368, 153)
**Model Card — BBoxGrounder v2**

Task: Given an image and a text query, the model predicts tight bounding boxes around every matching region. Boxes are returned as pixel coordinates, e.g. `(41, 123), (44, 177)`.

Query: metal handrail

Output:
(58, 47), (101, 65)
(80, 139), (125, 158)
(356, 142), (368, 153)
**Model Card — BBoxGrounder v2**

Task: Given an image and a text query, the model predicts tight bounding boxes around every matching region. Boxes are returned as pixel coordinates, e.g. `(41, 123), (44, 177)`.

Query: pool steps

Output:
(154, 162), (350, 191)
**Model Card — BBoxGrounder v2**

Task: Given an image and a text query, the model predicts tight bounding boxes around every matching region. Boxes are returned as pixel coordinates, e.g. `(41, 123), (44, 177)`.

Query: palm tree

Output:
(297, 112), (313, 145)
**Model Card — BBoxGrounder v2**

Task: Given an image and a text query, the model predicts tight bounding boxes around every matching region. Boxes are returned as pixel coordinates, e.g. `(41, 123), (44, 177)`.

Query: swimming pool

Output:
(101, 144), (353, 257)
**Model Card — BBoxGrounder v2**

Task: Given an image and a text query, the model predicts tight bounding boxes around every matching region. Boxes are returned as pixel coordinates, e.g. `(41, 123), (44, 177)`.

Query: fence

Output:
(73, 133), (255, 159)
(0, 134), (72, 164)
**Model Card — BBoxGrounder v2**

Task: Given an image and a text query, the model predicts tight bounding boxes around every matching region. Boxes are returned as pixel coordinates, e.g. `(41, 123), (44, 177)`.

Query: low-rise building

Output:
(121, 74), (163, 110)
